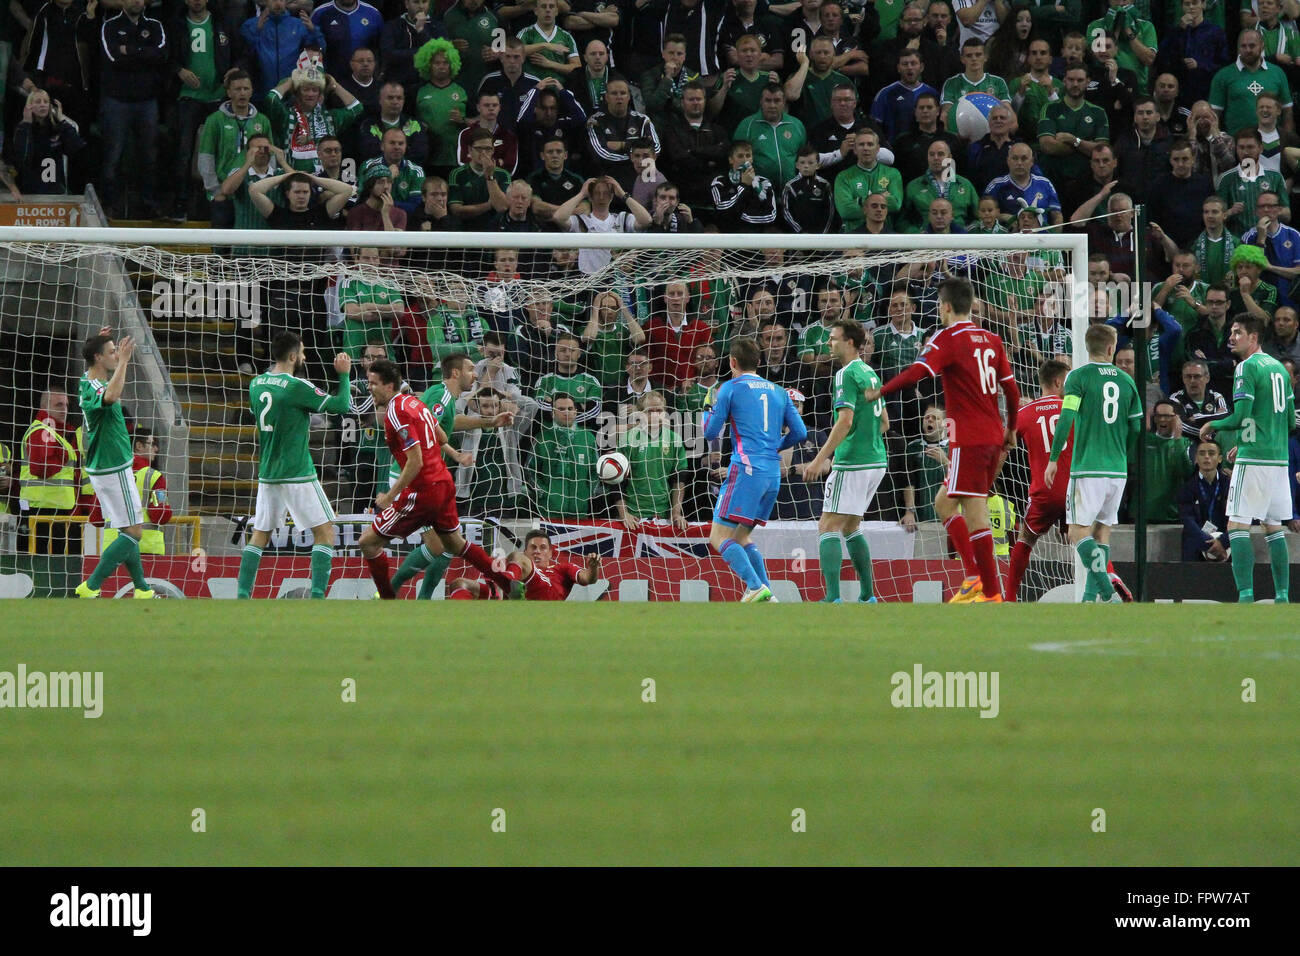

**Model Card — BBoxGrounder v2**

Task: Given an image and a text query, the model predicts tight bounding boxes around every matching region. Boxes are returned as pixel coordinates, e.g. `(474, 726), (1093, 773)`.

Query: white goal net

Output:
(0, 227), (1087, 601)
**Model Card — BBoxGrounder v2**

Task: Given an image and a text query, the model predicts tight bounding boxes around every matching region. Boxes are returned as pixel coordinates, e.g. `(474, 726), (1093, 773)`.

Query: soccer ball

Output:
(597, 451), (630, 484)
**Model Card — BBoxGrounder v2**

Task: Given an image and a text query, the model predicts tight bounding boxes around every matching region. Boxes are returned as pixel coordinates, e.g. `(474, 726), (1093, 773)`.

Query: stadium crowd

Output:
(5, 0), (1300, 557)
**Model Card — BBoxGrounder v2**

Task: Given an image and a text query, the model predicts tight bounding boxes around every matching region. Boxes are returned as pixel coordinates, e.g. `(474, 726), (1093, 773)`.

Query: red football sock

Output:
(1004, 540), (1031, 603)
(970, 529), (1001, 598)
(943, 514), (978, 578)
(458, 541), (511, 587)
(367, 554), (395, 599)
(448, 587), (474, 600)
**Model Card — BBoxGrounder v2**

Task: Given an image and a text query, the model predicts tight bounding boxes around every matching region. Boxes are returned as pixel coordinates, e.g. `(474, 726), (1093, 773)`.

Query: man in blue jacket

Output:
(240, 0), (324, 96)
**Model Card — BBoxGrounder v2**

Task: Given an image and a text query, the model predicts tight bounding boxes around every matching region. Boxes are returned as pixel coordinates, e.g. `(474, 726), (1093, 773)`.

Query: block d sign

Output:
(0, 202), (82, 227)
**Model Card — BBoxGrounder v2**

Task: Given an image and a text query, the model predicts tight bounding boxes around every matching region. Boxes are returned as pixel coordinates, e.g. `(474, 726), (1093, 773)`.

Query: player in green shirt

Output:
(1045, 324), (1143, 602)
(532, 393), (600, 519)
(619, 391), (688, 530)
(1198, 314), (1296, 602)
(939, 39), (1012, 134)
(74, 329), (156, 599)
(338, 247), (406, 358)
(801, 319), (888, 603)
(385, 353), (517, 598)
(237, 332), (352, 600)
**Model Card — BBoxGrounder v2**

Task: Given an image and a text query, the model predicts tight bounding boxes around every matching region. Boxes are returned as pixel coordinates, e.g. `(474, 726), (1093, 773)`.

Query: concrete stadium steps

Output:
(182, 399), (250, 426)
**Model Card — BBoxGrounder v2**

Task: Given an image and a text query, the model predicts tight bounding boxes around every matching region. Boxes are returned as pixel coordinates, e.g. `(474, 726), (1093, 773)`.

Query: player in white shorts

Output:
(1065, 476), (1126, 527)
(251, 480), (337, 533)
(1226, 463), (1292, 526)
(89, 465), (144, 531)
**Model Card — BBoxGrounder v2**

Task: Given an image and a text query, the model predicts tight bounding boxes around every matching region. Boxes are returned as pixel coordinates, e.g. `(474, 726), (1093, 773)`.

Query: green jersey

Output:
(416, 82), (470, 167)
(834, 162), (904, 230)
(78, 373), (132, 475)
(1156, 278), (1209, 331)
(620, 425), (686, 519)
(1036, 98), (1109, 182)
(677, 380), (716, 413)
(199, 104), (274, 200)
(443, 4), (498, 103)
(872, 323), (927, 380)
(902, 171), (980, 231)
(906, 436), (948, 521)
(717, 71), (770, 131)
(795, 68), (851, 129)
(940, 72), (1011, 133)
(360, 156), (426, 205)
(534, 371), (603, 415)
(251, 371), (350, 483)
(1054, 362), (1143, 477)
(1230, 351), (1295, 465)
(516, 23), (579, 82)
(1209, 60), (1294, 140)
(533, 423), (599, 518)
(1192, 230), (1241, 287)
(426, 306), (484, 366)
(447, 162), (512, 229)
(1086, 9), (1158, 90)
(831, 359), (886, 470)
(178, 15), (224, 102)
(798, 322), (834, 359)
(1217, 166), (1290, 235)
(263, 90), (363, 171)
(1143, 432), (1194, 521)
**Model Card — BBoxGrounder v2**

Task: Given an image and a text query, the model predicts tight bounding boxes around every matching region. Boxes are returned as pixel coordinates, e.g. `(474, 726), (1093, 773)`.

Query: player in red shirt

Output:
(358, 359), (516, 599)
(1006, 359), (1072, 602)
(871, 277), (1020, 602)
(448, 530), (603, 600)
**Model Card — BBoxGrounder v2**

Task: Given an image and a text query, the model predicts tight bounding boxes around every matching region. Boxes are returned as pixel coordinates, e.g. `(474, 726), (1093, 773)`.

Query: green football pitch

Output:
(2, 603), (1296, 866)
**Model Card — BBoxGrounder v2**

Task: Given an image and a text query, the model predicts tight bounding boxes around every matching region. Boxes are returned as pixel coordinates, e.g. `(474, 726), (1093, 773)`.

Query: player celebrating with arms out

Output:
(1005, 359), (1072, 602)
(1044, 324), (1142, 603)
(1198, 315), (1296, 603)
(238, 332), (353, 599)
(800, 319), (889, 604)
(75, 329), (156, 599)
(448, 530), (603, 600)
(704, 337), (809, 603)
(869, 277), (1020, 603)
(359, 359), (516, 599)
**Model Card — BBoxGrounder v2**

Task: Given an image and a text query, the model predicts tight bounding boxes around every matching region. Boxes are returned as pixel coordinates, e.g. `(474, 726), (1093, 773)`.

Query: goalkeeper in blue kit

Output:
(703, 338), (808, 602)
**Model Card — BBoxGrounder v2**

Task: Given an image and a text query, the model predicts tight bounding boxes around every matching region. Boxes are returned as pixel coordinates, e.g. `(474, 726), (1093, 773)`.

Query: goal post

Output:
(0, 225), (1090, 600)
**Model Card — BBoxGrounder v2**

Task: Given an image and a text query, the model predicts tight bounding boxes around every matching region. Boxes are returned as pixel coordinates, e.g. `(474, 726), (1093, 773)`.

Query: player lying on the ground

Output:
(448, 530), (603, 600)
(359, 358), (516, 599)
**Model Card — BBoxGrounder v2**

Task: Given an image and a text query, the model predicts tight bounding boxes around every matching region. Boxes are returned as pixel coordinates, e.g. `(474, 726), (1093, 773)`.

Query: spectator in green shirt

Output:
(582, 291), (648, 391)
(618, 390), (689, 532)
(1143, 399), (1195, 522)
(834, 127), (904, 230)
(414, 38), (470, 174)
(532, 393), (600, 520)
(338, 247), (406, 358)
(902, 402), (949, 531)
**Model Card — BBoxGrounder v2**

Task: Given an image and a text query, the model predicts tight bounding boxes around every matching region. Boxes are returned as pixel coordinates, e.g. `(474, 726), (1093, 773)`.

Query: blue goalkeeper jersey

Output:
(703, 372), (808, 477)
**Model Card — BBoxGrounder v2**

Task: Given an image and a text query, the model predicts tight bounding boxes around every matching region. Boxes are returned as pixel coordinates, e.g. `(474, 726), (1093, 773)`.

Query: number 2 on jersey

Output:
(257, 392), (273, 432)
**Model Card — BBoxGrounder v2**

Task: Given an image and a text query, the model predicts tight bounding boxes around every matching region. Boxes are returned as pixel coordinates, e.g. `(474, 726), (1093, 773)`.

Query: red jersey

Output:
(914, 321), (1017, 447)
(384, 393), (452, 493)
(1015, 394), (1072, 504)
(526, 556), (585, 601)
